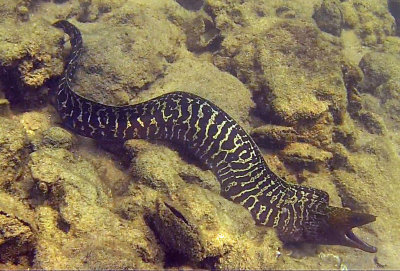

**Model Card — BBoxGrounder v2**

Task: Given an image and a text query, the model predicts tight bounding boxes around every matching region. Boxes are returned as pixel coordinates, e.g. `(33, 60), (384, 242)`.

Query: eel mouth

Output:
(344, 230), (377, 253)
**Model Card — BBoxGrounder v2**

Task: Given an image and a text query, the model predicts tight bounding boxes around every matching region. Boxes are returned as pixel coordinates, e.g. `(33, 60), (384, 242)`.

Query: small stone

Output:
(313, 0), (344, 36)
(359, 52), (400, 94)
(251, 125), (298, 148)
(280, 142), (333, 171)
(358, 110), (386, 135)
(42, 127), (74, 149)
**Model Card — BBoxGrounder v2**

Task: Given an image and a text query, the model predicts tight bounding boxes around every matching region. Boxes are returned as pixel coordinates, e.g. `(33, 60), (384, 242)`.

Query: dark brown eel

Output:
(52, 20), (377, 253)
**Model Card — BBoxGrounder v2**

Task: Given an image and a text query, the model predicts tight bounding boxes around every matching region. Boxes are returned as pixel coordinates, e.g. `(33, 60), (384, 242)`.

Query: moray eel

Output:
(52, 20), (377, 253)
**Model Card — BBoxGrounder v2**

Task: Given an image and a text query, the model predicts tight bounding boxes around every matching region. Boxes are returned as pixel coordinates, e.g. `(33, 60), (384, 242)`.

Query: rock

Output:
(214, 19), (346, 126)
(42, 127), (74, 149)
(341, 0), (395, 46)
(358, 52), (400, 94)
(0, 191), (36, 266)
(280, 142), (333, 171)
(68, 4), (183, 106)
(251, 125), (298, 148)
(183, 14), (221, 52)
(148, 186), (280, 269)
(125, 139), (220, 195)
(313, 0), (343, 36)
(0, 19), (63, 90)
(332, 113), (358, 150)
(0, 212), (35, 264)
(376, 79), (400, 129)
(329, 143), (354, 171)
(29, 148), (164, 269)
(358, 110), (386, 135)
(76, 0), (125, 22)
(19, 111), (52, 148)
(0, 117), (27, 186)
(123, 139), (279, 269)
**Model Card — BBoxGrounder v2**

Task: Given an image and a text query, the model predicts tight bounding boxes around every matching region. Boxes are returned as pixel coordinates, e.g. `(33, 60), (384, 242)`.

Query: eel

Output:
(52, 20), (377, 253)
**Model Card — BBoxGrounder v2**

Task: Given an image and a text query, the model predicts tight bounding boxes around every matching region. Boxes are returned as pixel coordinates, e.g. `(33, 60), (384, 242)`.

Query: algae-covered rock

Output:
(341, 0), (395, 46)
(251, 124), (299, 148)
(281, 142), (333, 171)
(0, 191), (36, 265)
(214, 19), (346, 127)
(42, 127), (74, 149)
(332, 113), (358, 150)
(358, 110), (387, 135)
(126, 139), (219, 194)
(0, 212), (35, 264)
(76, 0), (126, 22)
(124, 139), (279, 269)
(29, 148), (163, 269)
(0, 117), (27, 187)
(66, 3), (183, 105)
(358, 52), (400, 94)
(313, 0), (343, 36)
(0, 19), (63, 88)
(19, 111), (53, 148)
(150, 187), (279, 269)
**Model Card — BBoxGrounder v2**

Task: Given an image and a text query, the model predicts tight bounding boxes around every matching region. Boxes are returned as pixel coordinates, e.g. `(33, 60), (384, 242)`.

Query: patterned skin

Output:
(52, 20), (377, 253)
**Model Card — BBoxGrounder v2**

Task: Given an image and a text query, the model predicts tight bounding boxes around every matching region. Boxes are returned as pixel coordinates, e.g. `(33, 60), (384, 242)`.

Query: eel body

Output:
(53, 20), (377, 253)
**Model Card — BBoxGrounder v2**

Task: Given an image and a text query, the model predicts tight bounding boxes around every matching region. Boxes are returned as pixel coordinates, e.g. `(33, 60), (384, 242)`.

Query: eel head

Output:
(298, 206), (377, 252)
(278, 205), (377, 252)
(321, 206), (377, 252)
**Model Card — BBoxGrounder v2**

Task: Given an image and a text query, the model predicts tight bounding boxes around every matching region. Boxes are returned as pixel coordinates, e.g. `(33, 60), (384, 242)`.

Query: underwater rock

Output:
(19, 111), (53, 149)
(358, 110), (387, 135)
(66, 3), (183, 105)
(358, 52), (400, 94)
(341, 0), (395, 46)
(329, 143), (353, 171)
(148, 186), (279, 269)
(0, 19), (63, 89)
(251, 124), (298, 148)
(313, 0), (343, 36)
(126, 139), (220, 195)
(332, 113), (358, 150)
(0, 211), (35, 264)
(29, 148), (163, 269)
(281, 142), (333, 171)
(183, 14), (221, 52)
(124, 140), (279, 269)
(214, 19), (346, 126)
(375, 79), (400, 129)
(0, 191), (36, 265)
(0, 117), (27, 187)
(42, 127), (75, 149)
(76, 0), (125, 22)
